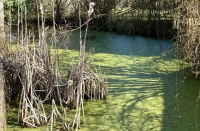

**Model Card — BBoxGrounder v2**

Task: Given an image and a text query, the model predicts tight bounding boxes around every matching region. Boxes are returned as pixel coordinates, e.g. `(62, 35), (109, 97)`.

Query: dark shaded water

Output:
(66, 30), (173, 56)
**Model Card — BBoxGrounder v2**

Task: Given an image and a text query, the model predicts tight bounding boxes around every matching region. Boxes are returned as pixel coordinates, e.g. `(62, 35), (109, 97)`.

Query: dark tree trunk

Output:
(55, 0), (62, 20)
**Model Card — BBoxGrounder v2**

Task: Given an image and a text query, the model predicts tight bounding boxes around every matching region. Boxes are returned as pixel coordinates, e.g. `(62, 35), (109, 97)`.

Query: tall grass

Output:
(4, 0), (107, 130)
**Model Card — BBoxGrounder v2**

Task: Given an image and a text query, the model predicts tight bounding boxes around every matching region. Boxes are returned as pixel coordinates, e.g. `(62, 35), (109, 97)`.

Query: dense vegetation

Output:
(4, 0), (175, 38)
(3, 0), (108, 130)
(174, 0), (200, 77)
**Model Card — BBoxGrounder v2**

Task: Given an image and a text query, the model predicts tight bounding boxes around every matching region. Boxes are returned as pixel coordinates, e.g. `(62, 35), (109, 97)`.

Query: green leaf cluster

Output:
(4, 0), (33, 21)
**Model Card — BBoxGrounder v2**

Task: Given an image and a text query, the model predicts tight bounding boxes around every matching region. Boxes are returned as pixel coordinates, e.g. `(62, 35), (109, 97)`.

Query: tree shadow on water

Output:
(52, 30), (197, 131)
(161, 68), (200, 131)
(80, 57), (187, 131)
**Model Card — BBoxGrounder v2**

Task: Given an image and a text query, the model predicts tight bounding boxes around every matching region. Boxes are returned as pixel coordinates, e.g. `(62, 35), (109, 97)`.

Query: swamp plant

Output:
(3, 0), (107, 130)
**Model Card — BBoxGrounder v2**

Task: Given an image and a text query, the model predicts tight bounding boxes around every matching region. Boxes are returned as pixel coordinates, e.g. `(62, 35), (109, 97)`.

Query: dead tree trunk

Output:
(0, 0), (7, 130)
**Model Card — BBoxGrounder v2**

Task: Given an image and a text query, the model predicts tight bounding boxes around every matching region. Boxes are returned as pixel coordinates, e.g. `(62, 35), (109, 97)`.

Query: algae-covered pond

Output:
(7, 30), (200, 131)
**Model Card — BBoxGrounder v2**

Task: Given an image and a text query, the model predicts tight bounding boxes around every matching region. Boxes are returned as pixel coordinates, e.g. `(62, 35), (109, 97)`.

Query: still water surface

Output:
(55, 30), (200, 131)
(62, 30), (199, 131)
(8, 29), (200, 131)
(75, 30), (200, 131)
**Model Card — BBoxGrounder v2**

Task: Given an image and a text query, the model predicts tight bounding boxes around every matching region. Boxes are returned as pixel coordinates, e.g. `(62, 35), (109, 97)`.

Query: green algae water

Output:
(7, 30), (200, 131)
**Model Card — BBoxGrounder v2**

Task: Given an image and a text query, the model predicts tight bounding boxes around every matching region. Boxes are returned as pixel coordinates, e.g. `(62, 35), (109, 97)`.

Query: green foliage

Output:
(4, 0), (33, 21)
